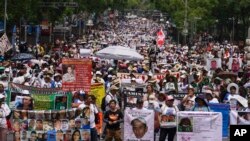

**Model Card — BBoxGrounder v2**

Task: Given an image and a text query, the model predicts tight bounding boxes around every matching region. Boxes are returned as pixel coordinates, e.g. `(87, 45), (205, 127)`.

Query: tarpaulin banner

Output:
(89, 83), (105, 108)
(177, 111), (222, 141)
(8, 83), (72, 110)
(124, 108), (154, 141)
(208, 103), (230, 137)
(62, 58), (92, 92)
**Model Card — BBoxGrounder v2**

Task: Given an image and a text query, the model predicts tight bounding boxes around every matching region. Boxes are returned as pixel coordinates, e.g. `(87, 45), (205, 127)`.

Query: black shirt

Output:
(104, 109), (123, 130)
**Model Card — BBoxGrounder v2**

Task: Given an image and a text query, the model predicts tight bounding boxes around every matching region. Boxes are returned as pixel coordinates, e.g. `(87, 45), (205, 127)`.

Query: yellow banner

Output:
(90, 83), (105, 108)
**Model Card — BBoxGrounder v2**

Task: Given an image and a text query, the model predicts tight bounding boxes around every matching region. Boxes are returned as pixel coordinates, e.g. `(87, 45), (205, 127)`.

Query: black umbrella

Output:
(11, 53), (35, 61)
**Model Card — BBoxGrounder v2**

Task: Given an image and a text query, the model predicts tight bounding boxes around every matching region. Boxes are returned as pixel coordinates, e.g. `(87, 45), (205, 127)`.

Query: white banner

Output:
(0, 33), (12, 54)
(177, 112), (222, 141)
(206, 58), (222, 71)
(124, 108), (154, 141)
(230, 111), (250, 125)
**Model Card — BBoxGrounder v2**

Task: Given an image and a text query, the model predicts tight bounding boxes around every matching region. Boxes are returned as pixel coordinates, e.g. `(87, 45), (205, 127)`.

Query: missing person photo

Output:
(62, 65), (76, 82)
(67, 108), (76, 119)
(44, 110), (51, 120)
(178, 117), (193, 132)
(43, 120), (53, 131)
(54, 119), (62, 131)
(80, 129), (91, 141)
(28, 111), (35, 119)
(28, 119), (36, 131)
(131, 117), (148, 139)
(21, 131), (28, 141)
(35, 119), (43, 131)
(55, 95), (68, 110)
(35, 110), (45, 119)
(61, 119), (69, 131)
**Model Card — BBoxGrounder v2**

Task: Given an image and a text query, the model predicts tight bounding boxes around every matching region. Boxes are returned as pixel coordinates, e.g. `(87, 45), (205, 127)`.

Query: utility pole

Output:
(4, 0), (7, 32)
(183, 0), (188, 44)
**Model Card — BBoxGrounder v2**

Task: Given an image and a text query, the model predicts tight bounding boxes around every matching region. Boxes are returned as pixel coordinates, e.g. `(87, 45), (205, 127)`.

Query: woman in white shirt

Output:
(159, 95), (179, 141)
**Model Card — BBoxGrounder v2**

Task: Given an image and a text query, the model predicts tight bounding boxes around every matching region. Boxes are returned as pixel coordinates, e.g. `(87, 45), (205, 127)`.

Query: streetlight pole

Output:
(4, 0), (7, 32)
(232, 17), (235, 43)
(184, 0), (188, 44)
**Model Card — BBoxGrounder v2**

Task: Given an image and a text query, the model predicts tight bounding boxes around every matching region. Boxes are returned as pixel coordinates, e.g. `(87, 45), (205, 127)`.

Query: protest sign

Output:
(0, 33), (12, 55)
(177, 111), (222, 141)
(8, 83), (72, 110)
(230, 111), (250, 125)
(12, 108), (91, 141)
(123, 90), (146, 107)
(228, 58), (242, 73)
(124, 108), (154, 141)
(117, 72), (180, 82)
(62, 58), (92, 92)
(89, 83), (105, 108)
(208, 103), (230, 137)
(206, 58), (222, 71)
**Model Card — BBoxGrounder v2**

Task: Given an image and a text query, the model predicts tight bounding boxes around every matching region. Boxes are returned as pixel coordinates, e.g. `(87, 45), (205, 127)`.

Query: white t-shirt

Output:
(0, 103), (11, 128)
(78, 103), (98, 128)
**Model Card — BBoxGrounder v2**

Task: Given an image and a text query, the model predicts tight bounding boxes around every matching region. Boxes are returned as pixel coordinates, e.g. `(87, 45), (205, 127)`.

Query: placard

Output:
(62, 58), (92, 92)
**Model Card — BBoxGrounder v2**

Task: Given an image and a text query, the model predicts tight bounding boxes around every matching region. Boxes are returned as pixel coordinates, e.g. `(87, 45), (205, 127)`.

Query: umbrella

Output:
(217, 71), (237, 79)
(11, 53), (35, 61)
(95, 46), (144, 61)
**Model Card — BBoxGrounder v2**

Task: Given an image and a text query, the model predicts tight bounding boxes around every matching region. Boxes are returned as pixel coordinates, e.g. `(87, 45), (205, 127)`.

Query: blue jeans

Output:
(91, 127), (98, 141)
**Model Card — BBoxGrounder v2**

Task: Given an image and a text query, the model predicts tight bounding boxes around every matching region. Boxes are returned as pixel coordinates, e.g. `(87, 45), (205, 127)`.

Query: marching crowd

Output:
(0, 12), (250, 141)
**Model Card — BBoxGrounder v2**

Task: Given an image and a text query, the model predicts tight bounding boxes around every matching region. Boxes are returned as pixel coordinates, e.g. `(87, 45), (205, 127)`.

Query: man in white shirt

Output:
(79, 95), (98, 141)
(105, 85), (120, 111)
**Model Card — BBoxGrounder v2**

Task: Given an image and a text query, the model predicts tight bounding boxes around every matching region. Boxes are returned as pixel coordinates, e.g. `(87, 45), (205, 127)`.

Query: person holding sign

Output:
(159, 95), (179, 141)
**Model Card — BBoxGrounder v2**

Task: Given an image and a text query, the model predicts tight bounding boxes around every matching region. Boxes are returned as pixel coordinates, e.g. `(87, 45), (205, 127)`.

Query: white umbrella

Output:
(95, 46), (144, 61)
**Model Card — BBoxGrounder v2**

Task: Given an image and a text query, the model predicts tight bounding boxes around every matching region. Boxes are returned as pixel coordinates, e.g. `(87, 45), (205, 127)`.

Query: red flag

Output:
(157, 28), (165, 47)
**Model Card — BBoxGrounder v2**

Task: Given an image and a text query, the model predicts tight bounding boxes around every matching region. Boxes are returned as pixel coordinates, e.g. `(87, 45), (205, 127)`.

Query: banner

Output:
(124, 108), (154, 141)
(230, 111), (250, 125)
(89, 83), (105, 108)
(157, 28), (165, 47)
(123, 90), (147, 108)
(117, 72), (180, 82)
(8, 83), (72, 110)
(208, 103), (230, 137)
(177, 112), (222, 141)
(62, 58), (92, 92)
(12, 108), (91, 141)
(228, 58), (242, 73)
(0, 33), (12, 55)
(206, 58), (222, 71)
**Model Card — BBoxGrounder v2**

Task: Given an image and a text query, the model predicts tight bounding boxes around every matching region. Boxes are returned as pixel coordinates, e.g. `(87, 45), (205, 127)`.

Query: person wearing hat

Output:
(159, 95), (179, 141)
(143, 94), (160, 111)
(133, 98), (147, 110)
(92, 71), (105, 84)
(105, 85), (120, 112)
(182, 86), (196, 111)
(204, 89), (219, 103)
(223, 83), (239, 103)
(192, 95), (210, 112)
(51, 73), (62, 88)
(0, 94), (11, 141)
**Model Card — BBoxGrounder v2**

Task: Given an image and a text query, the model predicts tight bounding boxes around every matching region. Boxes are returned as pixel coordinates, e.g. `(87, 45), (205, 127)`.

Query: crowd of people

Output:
(0, 10), (250, 141)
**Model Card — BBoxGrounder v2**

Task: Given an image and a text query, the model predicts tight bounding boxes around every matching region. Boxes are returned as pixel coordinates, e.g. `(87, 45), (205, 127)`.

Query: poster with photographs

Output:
(206, 58), (222, 71)
(160, 106), (177, 128)
(124, 108), (154, 141)
(228, 58), (242, 73)
(177, 112), (222, 141)
(11, 108), (91, 141)
(8, 83), (72, 110)
(123, 90), (146, 108)
(62, 58), (92, 92)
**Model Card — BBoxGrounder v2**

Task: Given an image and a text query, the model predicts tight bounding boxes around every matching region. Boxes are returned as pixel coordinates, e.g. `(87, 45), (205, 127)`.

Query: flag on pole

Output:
(157, 28), (165, 47)
(0, 33), (12, 55)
